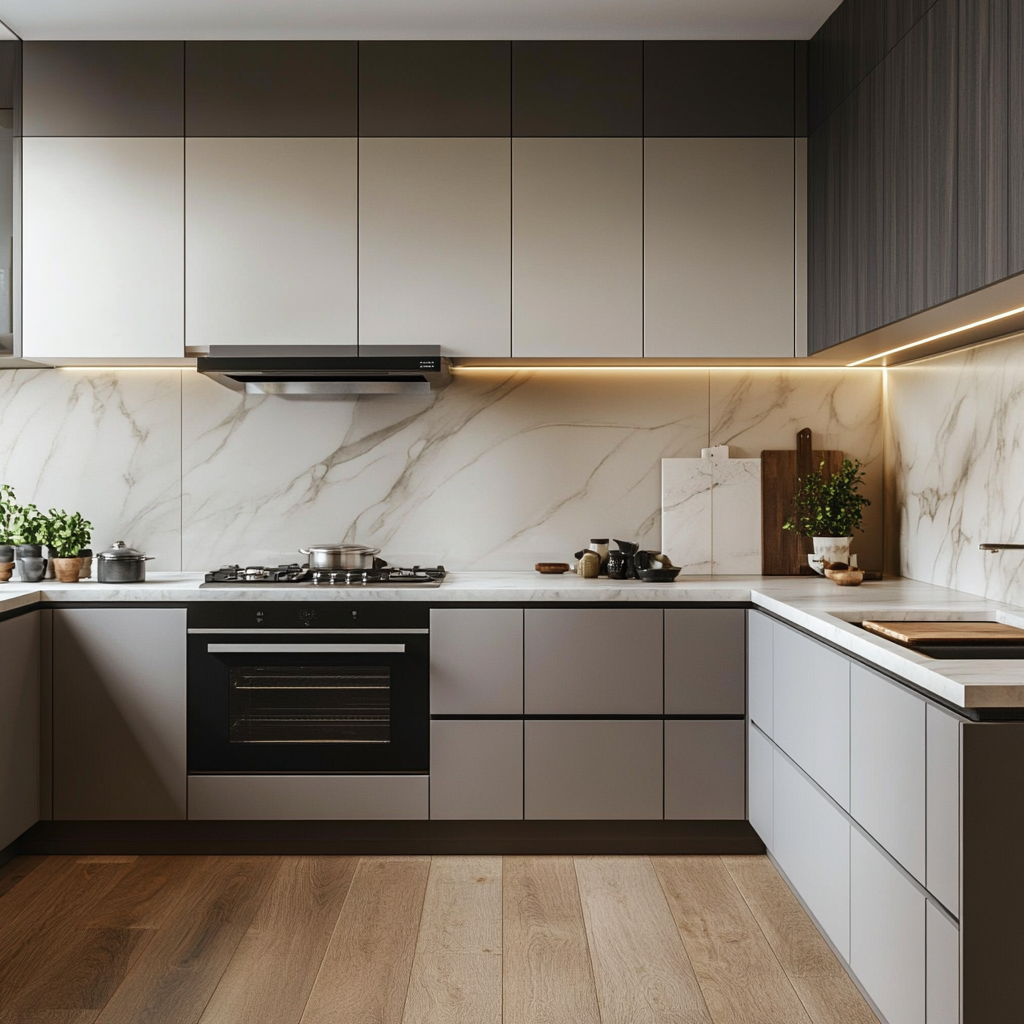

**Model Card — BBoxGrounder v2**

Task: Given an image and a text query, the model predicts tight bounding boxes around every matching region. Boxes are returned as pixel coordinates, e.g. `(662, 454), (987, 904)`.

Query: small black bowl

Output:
(637, 567), (682, 583)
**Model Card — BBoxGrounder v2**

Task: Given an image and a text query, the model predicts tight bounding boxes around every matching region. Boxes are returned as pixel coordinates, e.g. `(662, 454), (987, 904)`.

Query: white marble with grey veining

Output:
(660, 457), (713, 572)
(0, 368), (182, 569)
(887, 332), (1024, 607)
(4, 570), (1024, 707)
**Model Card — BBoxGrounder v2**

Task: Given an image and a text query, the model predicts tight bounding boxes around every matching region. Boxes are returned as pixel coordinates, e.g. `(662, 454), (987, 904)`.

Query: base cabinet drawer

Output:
(524, 720), (663, 819)
(665, 719), (744, 819)
(850, 828), (926, 1024)
(748, 610), (774, 737)
(748, 723), (773, 848)
(430, 719), (523, 820)
(927, 900), (960, 1024)
(187, 774), (429, 820)
(664, 608), (746, 714)
(773, 748), (851, 960)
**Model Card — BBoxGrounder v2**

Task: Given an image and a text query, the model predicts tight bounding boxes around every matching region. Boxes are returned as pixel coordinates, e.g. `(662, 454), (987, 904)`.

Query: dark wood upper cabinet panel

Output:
(512, 42), (641, 137)
(808, 10), (843, 133)
(1009, 0), (1024, 275)
(185, 42), (357, 137)
(23, 42), (184, 136)
(884, 0), (939, 54)
(644, 41), (795, 137)
(359, 42), (511, 136)
(958, 0), (1008, 294)
(883, 0), (957, 323)
(808, 116), (842, 353)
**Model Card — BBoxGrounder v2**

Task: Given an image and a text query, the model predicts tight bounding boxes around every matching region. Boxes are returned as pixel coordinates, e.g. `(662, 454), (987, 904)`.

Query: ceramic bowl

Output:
(825, 568), (865, 586)
(637, 567), (682, 583)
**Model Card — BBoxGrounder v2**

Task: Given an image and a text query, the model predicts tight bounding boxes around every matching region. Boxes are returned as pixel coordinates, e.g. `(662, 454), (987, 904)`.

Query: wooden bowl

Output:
(825, 568), (865, 586)
(535, 562), (571, 574)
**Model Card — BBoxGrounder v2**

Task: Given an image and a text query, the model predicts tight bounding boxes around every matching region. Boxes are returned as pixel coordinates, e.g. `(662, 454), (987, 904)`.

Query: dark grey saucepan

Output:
(96, 541), (155, 583)
(299, 544), (382, 571)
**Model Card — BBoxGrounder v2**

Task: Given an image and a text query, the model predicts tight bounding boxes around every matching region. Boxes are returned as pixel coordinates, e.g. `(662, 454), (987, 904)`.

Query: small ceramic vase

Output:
(0, 562), (14, 583)
(53, 557), (84, 583)
(19, 556), (46, 583)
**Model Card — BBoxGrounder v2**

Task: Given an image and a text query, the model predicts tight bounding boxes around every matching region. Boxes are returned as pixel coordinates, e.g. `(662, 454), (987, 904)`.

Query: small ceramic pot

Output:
(809, 536), (853, 575)
(0, 544), (13, 563)
(53, 556), (84, 583)
(19, 556), (46, 583)
(78, 550), (93, 580)
(15, 544), (43, 581)
(0, 562), (14, 583)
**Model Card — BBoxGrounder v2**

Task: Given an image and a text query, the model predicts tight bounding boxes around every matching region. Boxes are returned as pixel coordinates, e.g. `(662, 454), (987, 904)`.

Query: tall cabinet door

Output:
(186, 138), (358, 351)
(644, 138), (795, 358)
(359, 137), (511, 357)
(0, 613), (39, 850)
(53, 609), (186, 820)
(512, 137), (642, 358)
(22, 137), (184, 361)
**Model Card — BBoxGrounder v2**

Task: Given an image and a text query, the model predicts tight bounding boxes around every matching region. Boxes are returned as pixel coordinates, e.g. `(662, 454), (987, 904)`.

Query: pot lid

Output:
(97, 540), (146, 560)
(304, 543), (380, 553)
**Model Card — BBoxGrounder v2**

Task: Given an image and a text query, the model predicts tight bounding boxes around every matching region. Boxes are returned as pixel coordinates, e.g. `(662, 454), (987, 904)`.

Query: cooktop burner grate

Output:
(202, 564), (446, 587)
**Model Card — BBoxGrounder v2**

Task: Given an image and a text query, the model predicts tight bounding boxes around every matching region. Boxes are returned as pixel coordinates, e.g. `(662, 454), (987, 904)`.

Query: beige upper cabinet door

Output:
(359, 137), (511, 357)
(644, 137), (795, 358)
(186, 137), (357, 351)
(22, 136), (184, 361)
(513, 137), (642, 358)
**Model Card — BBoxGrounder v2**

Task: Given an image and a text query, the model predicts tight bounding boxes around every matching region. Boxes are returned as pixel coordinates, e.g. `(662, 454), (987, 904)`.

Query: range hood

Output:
(197, 346), (451, 396)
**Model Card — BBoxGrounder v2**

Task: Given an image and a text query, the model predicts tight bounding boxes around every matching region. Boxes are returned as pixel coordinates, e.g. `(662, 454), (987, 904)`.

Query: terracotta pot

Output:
(53, 557), (84, 583)
(0, 561), (14, 583)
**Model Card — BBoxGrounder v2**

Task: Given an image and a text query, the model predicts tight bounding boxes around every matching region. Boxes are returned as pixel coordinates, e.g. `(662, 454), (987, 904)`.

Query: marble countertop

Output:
(2, 571), (1021, 710)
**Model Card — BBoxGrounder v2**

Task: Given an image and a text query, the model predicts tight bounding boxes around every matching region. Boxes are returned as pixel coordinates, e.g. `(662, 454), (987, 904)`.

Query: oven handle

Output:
(207, 643), (406, 654)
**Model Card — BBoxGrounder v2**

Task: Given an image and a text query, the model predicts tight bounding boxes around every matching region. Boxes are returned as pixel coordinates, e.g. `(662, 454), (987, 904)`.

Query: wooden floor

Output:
(0, 853), (879, 1024)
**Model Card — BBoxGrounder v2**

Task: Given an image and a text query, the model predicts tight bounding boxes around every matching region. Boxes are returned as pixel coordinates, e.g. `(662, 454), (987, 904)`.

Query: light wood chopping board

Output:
(862, 621), (1024, 645)
(761, 428), (844, 576)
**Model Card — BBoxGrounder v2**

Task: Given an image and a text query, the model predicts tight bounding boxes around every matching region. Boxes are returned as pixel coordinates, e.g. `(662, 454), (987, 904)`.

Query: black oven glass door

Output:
(188, 635), (428, 774)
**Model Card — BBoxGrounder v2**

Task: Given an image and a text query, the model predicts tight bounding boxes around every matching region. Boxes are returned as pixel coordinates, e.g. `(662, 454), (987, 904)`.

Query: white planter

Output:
(809, 536), (853, 575)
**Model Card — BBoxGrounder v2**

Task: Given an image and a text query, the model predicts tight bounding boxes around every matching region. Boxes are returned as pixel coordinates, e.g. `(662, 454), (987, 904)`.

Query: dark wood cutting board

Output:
(761, 428), (844, 575)
(862, 621), (1024, 645)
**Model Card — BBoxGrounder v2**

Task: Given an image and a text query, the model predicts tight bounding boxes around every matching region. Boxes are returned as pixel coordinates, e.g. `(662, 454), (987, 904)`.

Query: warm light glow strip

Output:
(451, 364), (852, 372)
(846, 304), (1024, 366)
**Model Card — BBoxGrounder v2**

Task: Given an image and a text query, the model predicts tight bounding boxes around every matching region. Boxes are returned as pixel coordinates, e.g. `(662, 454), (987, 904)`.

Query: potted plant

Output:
(0, 484), (15, 580)
(9, 501), (48, 581)
(784, 458), (871, 571)
(44, 509), (93, 583)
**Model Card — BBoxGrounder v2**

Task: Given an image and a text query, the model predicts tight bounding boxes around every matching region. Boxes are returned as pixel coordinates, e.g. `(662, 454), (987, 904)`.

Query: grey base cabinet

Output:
(748, 722), (773, 847)
(525, 719), (662, 820)
(53, 608), (186, 820)
(665, 608), (745, 715)
(430, 719), (523, 820)
(927, 900), (960, 1024)
(850, 828), (926, 1024)
(748, 609), (774, 736)
(665, 719), (744, 819)
(0, 613), (40, 850)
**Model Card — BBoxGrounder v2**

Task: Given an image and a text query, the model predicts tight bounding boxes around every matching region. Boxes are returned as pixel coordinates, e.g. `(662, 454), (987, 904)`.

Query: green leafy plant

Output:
(44, 508), (93, 559)
(8, 501), (48, 546)
(0, 484), (16, 544)
(783, 458), (871, 538)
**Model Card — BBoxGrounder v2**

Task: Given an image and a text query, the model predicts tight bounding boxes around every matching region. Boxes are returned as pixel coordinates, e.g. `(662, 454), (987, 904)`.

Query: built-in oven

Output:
(187, 602), (429, 774)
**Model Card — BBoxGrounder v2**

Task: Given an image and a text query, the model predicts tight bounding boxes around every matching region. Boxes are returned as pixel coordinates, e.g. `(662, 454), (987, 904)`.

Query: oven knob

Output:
(256, 610), (264, 624)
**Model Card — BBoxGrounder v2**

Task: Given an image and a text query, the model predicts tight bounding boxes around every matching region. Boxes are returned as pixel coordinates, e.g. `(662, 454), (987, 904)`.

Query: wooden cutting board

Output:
(761, 428), (844, 575)
(863, 621), (1024, 645)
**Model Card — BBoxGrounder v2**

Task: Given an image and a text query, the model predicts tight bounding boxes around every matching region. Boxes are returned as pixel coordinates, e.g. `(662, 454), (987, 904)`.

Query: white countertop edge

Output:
(4, 571), (1024, 709)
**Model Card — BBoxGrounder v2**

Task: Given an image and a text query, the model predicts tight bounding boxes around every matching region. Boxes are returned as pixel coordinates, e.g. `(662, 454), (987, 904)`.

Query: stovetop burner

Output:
(202, 563), (446, 588)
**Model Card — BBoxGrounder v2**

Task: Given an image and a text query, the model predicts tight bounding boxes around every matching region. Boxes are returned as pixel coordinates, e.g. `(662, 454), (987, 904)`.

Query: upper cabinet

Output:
(22, 42), (183, 136)
(185, 42), (357, 137)
(513, 137), (642, 358)
(645, 138), (797, 358)
(359, 137), (511, 356)
(22, 137), (185, 361)
(186, 137), (358, 351)
(644, 41), (798, 137)
(359, 41), (511, 136)
(512, 41), (642, 136)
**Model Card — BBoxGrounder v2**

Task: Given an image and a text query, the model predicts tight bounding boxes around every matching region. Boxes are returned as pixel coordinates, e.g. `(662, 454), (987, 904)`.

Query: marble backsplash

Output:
(0, 365), (883, 572)
(886, 331), (1024, 604)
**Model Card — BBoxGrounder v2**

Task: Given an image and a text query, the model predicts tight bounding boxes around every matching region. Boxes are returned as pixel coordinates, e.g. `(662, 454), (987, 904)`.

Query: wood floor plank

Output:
(0, 858), (207, 1021)
(0, 855), (48, 900)
(1, 1012), (100, 1023)
(722, 856), (879, 1024)
(300, 856), (430, 1024)
(575, 856), (713, 1024)
(653, 856), (812, 1024)
(401, 856), (502, 1024)
(93, 856), (282, 1024)
(502, 856), (601, 1024)
(198, 856), (357, 1024)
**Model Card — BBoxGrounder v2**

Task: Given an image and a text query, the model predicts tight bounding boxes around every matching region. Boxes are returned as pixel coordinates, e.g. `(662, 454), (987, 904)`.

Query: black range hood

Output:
(197, 345), (451, 396)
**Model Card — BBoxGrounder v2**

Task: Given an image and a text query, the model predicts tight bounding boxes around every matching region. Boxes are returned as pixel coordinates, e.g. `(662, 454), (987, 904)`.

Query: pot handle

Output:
(298, 548), (311, 554)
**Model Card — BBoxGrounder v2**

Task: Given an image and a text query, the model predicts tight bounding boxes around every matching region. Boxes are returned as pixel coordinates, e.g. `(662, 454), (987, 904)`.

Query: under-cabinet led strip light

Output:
(846, 304), (1024, 367)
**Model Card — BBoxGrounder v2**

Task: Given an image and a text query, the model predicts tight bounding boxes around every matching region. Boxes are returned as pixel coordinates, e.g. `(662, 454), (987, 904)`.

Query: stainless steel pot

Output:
(96, 541), (155, 583)
(299, 544), (382, 571)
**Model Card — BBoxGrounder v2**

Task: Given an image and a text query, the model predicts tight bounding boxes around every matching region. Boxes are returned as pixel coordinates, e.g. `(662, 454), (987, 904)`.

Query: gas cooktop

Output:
(201, 564), (446, 588)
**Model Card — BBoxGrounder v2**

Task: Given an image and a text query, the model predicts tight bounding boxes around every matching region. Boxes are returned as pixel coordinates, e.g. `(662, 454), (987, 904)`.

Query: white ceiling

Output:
(0, 0), (842, 42)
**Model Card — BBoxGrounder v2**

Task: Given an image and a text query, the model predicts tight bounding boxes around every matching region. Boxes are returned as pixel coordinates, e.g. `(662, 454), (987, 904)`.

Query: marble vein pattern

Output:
(886, 333), (1024, 605)
(0, 368), (182, 570)
(710, 367), (885, 571)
